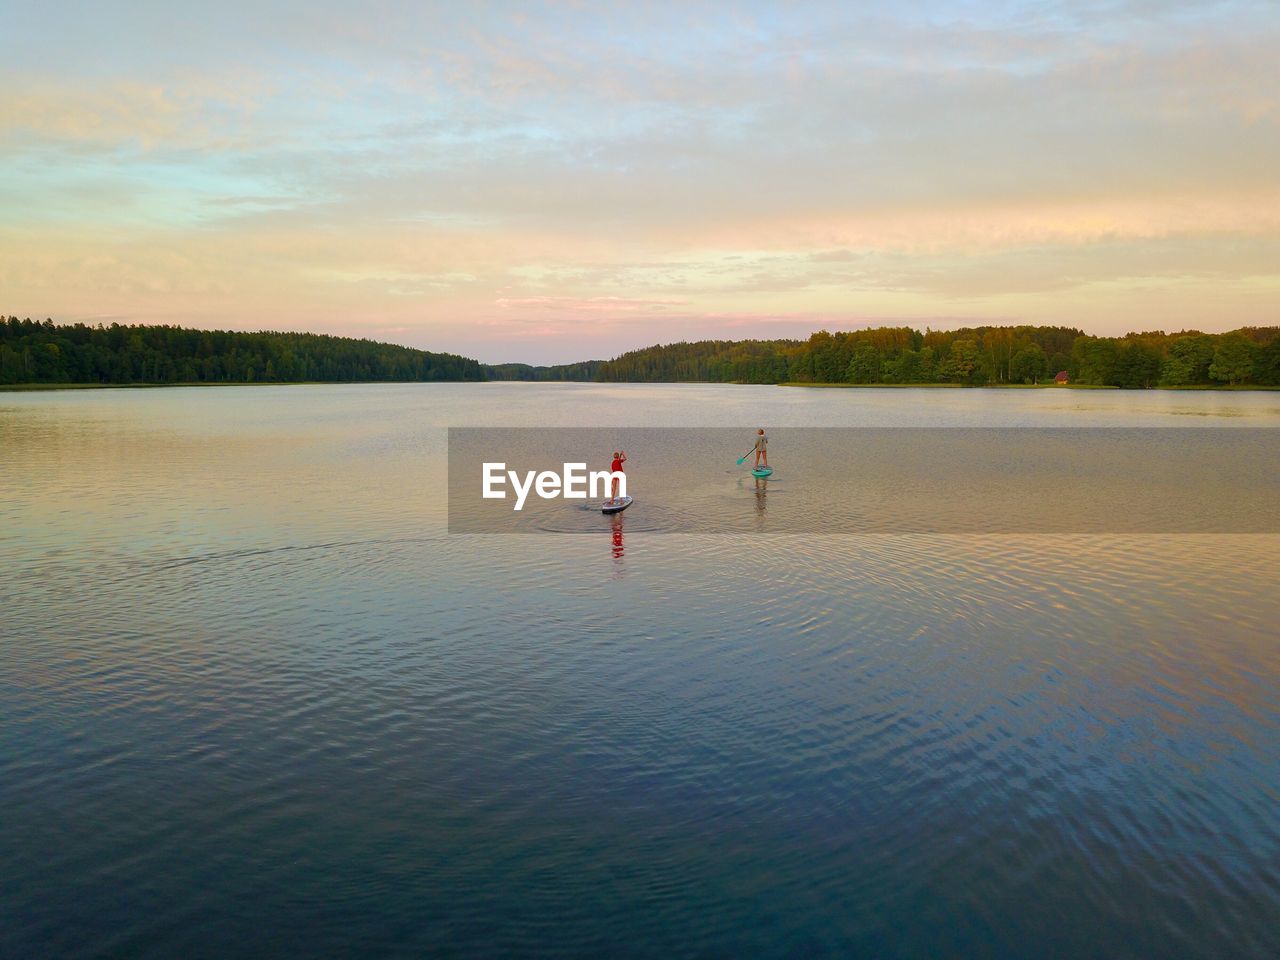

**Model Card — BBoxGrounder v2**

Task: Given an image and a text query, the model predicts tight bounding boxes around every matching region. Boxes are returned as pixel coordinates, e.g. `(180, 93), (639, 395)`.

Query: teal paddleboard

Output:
(751, 466), (773, 478)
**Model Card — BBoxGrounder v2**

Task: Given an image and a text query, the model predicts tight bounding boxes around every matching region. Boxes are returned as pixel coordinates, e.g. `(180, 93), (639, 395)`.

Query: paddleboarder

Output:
(752, 428), (768, 470)
(608, 449), (627, 504)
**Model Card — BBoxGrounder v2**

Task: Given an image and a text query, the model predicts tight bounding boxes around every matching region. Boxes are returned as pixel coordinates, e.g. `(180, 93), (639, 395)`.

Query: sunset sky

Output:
(2, 1), (1277, 363)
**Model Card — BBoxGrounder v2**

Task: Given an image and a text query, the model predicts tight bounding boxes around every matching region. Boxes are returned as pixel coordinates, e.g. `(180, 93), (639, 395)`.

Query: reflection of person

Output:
(753, 429), (768, 469)
(608, 449), (627, 503)
(611, 514), (624, 560)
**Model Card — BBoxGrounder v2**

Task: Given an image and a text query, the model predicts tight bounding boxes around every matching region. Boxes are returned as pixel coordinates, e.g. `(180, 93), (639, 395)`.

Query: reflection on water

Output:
(2, 384), (1278, 959)
(611, 514), (625, 563)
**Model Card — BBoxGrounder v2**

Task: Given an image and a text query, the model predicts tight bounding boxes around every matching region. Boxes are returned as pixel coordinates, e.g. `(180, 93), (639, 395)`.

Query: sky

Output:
(1, 1), (1277, 364)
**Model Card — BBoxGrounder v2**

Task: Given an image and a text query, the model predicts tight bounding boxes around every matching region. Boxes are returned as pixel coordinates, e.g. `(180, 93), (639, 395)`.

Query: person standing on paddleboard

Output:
(752, 429), (768, 470)
(608, 450), (627, 503)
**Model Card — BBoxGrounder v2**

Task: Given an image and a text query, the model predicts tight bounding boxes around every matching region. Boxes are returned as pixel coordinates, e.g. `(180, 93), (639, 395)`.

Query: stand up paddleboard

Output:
(601, 496), (633, 514)
(751, 466), (773, 478)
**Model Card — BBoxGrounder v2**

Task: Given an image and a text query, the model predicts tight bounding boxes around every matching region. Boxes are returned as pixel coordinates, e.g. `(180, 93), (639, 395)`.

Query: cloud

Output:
(0, 77), (273, 150)
(495, 296), (686, 312)
(2, 0), (1278, 362)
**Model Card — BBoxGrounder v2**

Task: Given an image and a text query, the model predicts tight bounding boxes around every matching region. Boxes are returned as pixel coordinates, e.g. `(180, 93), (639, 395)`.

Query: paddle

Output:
(736, 448), (755, 465)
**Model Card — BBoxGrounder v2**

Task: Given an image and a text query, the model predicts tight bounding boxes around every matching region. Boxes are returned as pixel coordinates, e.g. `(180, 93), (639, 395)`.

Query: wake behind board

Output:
(601, 496), (633, 514)
(751, 466), (773, 478)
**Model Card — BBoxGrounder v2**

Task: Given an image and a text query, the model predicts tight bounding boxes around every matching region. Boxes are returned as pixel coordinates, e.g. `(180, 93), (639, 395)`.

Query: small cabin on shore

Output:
(1054, 371), (1070, 385)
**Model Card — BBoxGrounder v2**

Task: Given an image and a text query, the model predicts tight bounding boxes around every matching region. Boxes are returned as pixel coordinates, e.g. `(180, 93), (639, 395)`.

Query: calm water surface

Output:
(2, 384), (1278, 958)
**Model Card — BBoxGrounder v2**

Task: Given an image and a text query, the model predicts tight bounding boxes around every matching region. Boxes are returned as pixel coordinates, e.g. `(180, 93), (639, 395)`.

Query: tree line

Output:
(0, 318), (483, 385)
(594, 325), (1280, 387)
(484, 360), (604, 381)
(5, 316), (1277, 388)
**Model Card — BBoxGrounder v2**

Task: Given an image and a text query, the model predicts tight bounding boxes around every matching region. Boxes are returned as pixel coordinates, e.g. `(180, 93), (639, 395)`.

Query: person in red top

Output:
(608, 450), (627, 503)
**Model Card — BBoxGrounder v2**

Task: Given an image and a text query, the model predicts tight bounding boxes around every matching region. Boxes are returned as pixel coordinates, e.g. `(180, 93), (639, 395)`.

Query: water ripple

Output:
(2, 386), (1278, 958)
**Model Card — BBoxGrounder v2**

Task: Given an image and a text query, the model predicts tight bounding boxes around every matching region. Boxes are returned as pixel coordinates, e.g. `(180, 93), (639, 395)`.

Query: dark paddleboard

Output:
(601, 496), (633, 514)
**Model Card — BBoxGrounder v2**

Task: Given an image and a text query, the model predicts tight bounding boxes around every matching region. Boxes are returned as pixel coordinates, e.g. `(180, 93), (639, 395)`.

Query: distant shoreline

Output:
(778, 382), (1280, 391)
(780, 381), (1112, 389)
(7, 319), (1277, 390)
(0, 380), (429, 391)
(6, 380), (1280, 393)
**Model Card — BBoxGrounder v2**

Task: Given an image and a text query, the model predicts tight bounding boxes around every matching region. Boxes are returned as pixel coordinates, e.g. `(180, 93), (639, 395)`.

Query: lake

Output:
(2, 384), (1278, 958)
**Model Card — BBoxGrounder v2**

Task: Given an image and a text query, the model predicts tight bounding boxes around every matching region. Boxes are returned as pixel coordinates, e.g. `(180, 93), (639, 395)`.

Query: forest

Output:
(0, 318), (483, 384)
(5, 317), (1278, 388)
(484, 360), (604, 381)
(594, 325), (1280, 387)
